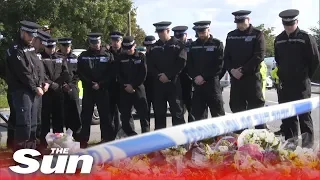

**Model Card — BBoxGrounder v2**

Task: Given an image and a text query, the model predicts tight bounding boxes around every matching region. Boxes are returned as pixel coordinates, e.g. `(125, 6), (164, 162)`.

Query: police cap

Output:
(193, 21), (211, 32)
(58, 37), (72, 46)
(279, 9), (299, 26)
(43, 38), (57, 48)
(172, 26), (188, 38)
(232, 10), (251, 23)
(87, 32), (102, 44)
(37, 30), (51, 42)
(153, 21), (172, 33)
(143, 35), (156, 46)
(109, 31), (124, 41)
(20, 20), (41, 37)
(122, 36), (136, 50)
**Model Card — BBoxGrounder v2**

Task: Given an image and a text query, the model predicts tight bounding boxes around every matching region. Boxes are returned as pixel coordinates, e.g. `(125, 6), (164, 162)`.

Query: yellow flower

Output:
(106, 166), (121, 174)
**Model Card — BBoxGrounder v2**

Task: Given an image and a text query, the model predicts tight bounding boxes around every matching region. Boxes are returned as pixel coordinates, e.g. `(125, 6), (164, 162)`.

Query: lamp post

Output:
(128, 10), (131, 36)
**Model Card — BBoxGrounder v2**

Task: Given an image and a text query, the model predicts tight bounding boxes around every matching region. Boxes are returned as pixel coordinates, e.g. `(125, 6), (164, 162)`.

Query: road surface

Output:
(0, 87), (319, 146)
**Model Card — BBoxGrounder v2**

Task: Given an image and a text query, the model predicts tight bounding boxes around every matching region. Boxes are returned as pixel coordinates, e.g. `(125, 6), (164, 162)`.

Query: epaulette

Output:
(252, 27), (262, 33)
(211, 37), (222, 43)
(299, 30), (309, 35)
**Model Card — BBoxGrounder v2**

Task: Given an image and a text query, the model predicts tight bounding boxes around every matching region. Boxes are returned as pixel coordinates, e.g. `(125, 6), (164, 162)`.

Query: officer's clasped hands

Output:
(194, 75), (205, 85)
(124, 84), (135, 93)
(158, 73), (169, 83)
(92, 82), (100, 90)
(43, 83), (50, 92)
(231, 68), (243, 80)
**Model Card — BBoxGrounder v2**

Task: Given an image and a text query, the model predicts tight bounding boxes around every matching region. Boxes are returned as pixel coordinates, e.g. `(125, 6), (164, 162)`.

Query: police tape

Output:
(311, 82), (320, 86)
(76, 97), (320, 165)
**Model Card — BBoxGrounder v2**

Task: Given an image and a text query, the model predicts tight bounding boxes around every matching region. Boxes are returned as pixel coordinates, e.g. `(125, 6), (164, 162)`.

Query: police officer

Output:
(40, 38), (70, 148)
(274, 9), (320, 147)
(187, 21), (225, 120)
(224, 10), (266, 131)
(32, 30), (51, 142)
(143, 35), (156, 122)
(148, 21), (186, 129)
(172, 26), (195, 123)
(109, 31), (124, 134)
(57, 38), (82, 136)
(77, 33), (115, 148)
(5, 20), (44, 151)
(115, 36), (149, 135)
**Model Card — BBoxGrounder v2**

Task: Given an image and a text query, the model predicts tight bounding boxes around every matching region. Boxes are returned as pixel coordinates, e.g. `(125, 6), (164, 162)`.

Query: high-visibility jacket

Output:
(78, 81), (83, 99)
(271, 67), (279, 84)
(260, 61), (267, 99)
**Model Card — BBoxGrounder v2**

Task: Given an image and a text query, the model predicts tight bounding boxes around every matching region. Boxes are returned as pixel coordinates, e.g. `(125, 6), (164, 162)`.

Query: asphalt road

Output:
(0, 87), (319, 146)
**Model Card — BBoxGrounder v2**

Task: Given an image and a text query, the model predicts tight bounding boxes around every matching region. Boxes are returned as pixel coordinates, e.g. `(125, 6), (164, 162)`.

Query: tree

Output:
(255, 24), (276, 57)
(310, 22), (320, 82)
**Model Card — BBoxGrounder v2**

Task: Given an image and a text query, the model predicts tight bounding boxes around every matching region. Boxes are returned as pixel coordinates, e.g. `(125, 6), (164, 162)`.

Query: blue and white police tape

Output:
(311, 82), (320, 86)
(76, 97), (320, 165)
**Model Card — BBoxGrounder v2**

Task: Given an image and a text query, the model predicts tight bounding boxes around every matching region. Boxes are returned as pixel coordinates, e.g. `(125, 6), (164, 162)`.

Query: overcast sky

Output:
(133, 0), (319, 43)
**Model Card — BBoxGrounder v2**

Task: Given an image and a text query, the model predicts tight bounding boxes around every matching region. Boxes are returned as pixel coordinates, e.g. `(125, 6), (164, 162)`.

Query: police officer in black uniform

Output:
(115, 36), (149, 135)
(187, 21), (225, 120)
(148, 21), (186, 129)
(40, 38), (70, 148)
(6, 20), (44, 151)
(109, 31), (125, 134)
(143, 35), (157, 122)
(224, 10), (266, 131)
(32, 30), (51, 142)
(274, 9), (320, 147)
(57, 38), (82, 136)
(172, 26), (195, 123)
(77, 33), (115, 148)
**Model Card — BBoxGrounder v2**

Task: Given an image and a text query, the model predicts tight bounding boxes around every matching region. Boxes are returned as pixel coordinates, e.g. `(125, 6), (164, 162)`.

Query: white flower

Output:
(218, 146), (229, 152)
(259, 132), (266, 139)
(265, 134), (274, 144)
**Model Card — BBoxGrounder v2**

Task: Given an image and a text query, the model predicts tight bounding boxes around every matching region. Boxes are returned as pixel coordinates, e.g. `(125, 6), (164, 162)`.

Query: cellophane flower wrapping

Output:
(45, 128), (80, 154)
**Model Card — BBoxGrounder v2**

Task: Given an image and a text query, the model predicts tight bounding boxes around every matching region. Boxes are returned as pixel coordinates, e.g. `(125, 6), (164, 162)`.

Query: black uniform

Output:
(5, 21), (43, 151)
(115, 36), (149, 135)
(57, 38), (82, 136)
(40, 39), (70, 147)
(187, 21), (225, 120)
(172, 26), (195, 123)
(275, 9), (320, 147)
(109, 46), (123, 133)
(224, 10), (266, 130)
(143, 36), (156, 122)
(34, 30), (51, 140)
(77, 33), (115, 147)
(149, 21), (186, 130)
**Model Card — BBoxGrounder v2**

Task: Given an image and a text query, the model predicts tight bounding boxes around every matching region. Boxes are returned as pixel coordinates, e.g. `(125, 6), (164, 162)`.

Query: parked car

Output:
(220, 72), (230, 91)
(266, 76), (273, 89)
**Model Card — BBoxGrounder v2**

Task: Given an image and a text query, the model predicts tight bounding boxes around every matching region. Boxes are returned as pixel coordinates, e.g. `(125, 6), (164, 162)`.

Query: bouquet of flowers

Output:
(45, 129), (80, 154)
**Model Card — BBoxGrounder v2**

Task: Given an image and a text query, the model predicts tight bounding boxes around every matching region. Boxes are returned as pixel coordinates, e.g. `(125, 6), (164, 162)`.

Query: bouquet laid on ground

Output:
(87, 129), (320, 180)
(45, 128), (80, 154)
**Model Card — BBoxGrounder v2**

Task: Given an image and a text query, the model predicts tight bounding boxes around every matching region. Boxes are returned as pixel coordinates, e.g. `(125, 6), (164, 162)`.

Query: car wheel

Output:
(91, 106), (100, 125)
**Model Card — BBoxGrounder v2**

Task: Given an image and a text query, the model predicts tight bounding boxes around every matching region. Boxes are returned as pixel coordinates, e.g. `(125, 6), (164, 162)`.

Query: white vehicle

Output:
(220, 72), (230, 91)
(72, 49), (86, 57)
(266, 76), (273, 89)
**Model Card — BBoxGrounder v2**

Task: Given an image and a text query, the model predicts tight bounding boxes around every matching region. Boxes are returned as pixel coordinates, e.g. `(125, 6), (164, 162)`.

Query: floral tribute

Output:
(1, 129), (320, 180)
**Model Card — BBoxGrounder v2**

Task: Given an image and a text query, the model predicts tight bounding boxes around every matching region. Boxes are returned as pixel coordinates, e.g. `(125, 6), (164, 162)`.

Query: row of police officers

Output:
(4, 9), (319, 151)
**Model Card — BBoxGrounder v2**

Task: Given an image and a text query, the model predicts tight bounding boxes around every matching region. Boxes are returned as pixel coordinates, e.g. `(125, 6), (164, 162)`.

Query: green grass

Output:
(0, 94), (8, 108)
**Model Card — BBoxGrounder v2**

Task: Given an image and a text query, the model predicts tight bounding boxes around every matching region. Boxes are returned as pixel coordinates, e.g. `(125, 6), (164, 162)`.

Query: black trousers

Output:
(11, 89), (40, 151)
(63, 84), (82, 137)
(80, 87), (115, 143)
(153, 78), (185, 130)
(279, 78), (313, 148)
(119, 85), (150, 135)
(192, 78), (225, 120)
(144, 75), (155, 122)
(36, 97), (42, 139)
(180, 73), (195, 122)
(108, 80), (122, 133)
(40, 89), (64, 146)
(229, 73), (266, 131)
(6, 91), (15, 149)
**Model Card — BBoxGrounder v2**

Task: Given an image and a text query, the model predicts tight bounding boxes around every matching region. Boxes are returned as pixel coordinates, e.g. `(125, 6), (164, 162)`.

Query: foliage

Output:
(255, 24), (276, 57)
(0, 0), (146, 94)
